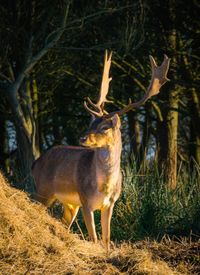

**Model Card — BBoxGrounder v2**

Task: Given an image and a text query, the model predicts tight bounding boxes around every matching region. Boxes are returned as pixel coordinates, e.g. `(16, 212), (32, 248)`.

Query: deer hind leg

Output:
(82, 206), (97, 243)
(62, 204), (79, 231)
(34, 192), (56, 207)
(101, 204), (114, 251)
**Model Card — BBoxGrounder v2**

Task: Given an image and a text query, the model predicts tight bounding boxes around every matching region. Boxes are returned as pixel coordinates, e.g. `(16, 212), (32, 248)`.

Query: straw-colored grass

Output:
(0, 172), (197, 274)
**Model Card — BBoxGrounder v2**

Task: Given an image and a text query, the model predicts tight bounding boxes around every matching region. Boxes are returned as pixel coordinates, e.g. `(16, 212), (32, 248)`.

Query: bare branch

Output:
(14, 2), (70, 92)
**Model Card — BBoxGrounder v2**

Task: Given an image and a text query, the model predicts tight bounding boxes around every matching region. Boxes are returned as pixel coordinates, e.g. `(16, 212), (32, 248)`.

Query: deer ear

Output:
(89, 114), (95, 126)
(111, 114), (121, 129)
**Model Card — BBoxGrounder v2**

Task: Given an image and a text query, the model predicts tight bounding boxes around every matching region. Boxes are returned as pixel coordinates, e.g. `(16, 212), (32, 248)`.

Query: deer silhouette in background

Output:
(32, 51), (170, 250)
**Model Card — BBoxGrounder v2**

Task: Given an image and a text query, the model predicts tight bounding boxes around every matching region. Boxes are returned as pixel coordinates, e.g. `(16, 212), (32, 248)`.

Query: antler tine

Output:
(110, 55), (170, 117)
(83, 101), (102, 117)
(148, 54), (170, 96)
(98, 50), (112, 107)
(84, 50), (112, 117)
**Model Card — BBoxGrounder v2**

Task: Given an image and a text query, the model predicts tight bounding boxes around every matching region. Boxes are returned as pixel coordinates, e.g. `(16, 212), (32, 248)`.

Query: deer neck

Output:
(96, 130), (122, 174)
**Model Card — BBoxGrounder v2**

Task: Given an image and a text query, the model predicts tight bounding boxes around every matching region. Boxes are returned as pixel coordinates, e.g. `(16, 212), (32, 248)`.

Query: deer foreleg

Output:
(101, 204), (114, 251)
(82, 206), (97, 243)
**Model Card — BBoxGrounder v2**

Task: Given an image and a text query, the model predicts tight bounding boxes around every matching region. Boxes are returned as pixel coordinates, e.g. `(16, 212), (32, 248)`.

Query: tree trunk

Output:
(155, 0), (179, 189)
(157, 107), (168, 173)
(138, 103), (151, 172)
(166, 89), (179, 189)
(127, 103), (151, 171)
(30, 79), (40, 159)
(181, 54), (200, 167)
(127, 110), (141, 166)
(15, 126), (35, 190)
(189, 88), (200, 166)
(6, 84), (36, 191)
(157, 88), (179, 190)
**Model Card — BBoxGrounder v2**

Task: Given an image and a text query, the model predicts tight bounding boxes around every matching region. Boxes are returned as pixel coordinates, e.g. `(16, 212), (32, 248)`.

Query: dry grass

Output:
(0, 172), (198, 274)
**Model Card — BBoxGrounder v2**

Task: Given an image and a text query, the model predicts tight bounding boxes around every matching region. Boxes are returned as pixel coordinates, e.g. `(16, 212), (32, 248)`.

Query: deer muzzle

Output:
(79, 136), (87, 145)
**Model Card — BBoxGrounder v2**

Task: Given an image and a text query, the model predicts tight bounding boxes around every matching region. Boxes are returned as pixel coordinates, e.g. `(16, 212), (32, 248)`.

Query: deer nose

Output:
(80, 136), (87, 144)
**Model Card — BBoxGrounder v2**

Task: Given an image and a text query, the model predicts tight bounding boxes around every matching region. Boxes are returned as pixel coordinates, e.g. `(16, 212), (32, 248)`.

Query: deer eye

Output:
(99, 126), (110, 132)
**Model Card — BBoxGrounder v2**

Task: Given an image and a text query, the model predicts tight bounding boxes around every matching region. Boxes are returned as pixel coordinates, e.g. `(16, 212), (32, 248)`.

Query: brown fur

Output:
(32, 114), (122, 250)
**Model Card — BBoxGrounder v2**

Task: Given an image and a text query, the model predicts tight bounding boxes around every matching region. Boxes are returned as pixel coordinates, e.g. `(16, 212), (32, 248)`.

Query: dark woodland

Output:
(0, 2), (200, 274)
(0, 0), (199, 238)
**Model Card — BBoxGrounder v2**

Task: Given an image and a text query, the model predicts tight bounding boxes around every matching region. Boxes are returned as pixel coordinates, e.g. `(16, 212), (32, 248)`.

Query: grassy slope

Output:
(0, 172), (198, 275)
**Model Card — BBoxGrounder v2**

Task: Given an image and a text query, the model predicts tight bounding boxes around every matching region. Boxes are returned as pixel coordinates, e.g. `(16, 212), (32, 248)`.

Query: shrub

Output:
(111, 161), (200, 241)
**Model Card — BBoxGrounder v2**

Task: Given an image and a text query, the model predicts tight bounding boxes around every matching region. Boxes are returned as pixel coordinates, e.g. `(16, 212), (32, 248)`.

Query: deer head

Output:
(80, 52), (121, 148)
(80, 51), (170, 148)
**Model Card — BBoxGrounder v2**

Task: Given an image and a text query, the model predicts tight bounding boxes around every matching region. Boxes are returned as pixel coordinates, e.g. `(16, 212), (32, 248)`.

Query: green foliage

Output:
(111, 162), (200, 241)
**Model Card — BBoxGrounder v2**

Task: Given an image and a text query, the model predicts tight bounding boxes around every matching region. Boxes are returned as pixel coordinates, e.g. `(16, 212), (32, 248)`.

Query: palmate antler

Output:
(84, 52), (170, 118)
(84, 51), (112, 117)
(111, 54), (170, 117)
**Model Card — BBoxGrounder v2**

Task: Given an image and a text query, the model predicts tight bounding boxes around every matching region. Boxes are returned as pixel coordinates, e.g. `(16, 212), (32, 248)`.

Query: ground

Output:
(0, 172), (199, 274)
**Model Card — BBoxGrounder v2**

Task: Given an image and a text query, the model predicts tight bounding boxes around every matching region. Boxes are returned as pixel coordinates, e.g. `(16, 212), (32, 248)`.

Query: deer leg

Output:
(101, 204), (114, 251)
(34, 192), (56, 207)
(82, 206), (97, 243)
(63, 204), (79, 231)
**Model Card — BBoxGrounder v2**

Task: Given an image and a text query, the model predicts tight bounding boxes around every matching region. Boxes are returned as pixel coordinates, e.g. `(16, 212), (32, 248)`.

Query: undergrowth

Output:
(111, 162), (200, 241)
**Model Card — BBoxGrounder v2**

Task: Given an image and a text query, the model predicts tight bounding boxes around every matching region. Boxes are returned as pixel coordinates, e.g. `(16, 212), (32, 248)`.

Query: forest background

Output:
(0, 0), (199, 241)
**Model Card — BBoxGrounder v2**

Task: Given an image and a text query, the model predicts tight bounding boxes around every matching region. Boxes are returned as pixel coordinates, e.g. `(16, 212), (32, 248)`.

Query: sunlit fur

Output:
(32, 114), (122, 251)
(80, 116), (121, 148)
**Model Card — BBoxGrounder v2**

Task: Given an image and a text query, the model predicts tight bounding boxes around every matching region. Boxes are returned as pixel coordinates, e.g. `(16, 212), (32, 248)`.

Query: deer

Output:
(32, 51), (170, 250)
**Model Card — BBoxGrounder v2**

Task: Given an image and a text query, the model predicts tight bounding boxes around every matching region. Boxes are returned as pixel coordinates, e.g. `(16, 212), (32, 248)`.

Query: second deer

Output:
(32, 51), (170, 250)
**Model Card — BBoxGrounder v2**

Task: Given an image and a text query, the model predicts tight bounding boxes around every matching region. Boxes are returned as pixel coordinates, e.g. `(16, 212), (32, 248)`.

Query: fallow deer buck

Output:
(32, 51), (170, 250)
